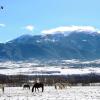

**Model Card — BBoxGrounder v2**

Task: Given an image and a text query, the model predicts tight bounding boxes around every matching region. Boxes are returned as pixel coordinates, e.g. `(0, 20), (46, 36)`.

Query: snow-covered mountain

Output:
(1, 28), (100, 61)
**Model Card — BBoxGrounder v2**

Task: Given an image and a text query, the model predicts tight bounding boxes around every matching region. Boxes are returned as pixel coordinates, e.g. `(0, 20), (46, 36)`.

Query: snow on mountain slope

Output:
(41, 26), (100, 35)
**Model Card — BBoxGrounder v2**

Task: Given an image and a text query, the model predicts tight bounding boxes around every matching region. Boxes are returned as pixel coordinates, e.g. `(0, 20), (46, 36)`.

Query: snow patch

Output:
(0, 86), (100, 100)
(41, 26), (100, 35)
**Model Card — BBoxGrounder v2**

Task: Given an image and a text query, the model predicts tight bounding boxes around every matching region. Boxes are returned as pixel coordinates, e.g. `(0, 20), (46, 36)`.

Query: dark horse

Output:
(23, 84), (30, 90)
(32, 83), (44, 92)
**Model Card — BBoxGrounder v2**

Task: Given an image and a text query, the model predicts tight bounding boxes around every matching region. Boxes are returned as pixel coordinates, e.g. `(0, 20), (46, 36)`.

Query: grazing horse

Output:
(23, 84), (30, 90)
(55, 82), (71, 90)
(32, 83), (44, 92)
(55, 83), (65, 89)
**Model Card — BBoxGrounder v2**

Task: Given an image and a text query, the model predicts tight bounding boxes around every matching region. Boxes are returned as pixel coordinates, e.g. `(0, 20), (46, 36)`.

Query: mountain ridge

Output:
(0, 30), (100, 61)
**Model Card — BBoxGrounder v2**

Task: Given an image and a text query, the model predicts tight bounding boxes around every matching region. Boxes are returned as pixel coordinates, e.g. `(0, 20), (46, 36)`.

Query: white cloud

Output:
(24, 25), (34, 32)
(0, 24), (6, 28)
(41, 26), (100, 34)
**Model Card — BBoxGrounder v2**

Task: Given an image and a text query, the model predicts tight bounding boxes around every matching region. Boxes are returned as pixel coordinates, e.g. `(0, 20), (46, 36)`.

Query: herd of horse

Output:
(0, 82), (71, 93)
(23, 82), (71, 92)
(23, 82), (44, 92)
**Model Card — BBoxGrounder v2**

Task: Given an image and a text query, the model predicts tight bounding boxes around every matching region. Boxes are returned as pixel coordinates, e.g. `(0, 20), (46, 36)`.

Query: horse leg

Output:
(32, 87), (33, 92)
(35, 87), (36, 92)
(42, 86), (44, 92)
(37, 88), (39, 92)
(55, 85), (57, 89)
(32, 87), (34, 92)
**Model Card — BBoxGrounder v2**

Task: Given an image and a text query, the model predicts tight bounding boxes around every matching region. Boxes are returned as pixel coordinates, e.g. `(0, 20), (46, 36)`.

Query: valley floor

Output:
(0, 86), (100, 100)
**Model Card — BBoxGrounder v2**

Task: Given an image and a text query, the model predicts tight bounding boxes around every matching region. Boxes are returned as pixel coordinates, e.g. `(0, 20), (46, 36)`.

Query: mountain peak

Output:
(7, 34), (33, 44)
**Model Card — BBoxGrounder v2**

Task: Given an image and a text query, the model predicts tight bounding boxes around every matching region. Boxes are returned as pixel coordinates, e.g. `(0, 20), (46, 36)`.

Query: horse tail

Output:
(2, 86), (4, 93)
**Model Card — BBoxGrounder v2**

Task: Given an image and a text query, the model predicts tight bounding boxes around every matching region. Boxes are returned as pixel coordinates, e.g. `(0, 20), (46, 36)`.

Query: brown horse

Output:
(23, 84), (30, 90)
(32, 83), (44, 92)
(55, 82), (71, 89)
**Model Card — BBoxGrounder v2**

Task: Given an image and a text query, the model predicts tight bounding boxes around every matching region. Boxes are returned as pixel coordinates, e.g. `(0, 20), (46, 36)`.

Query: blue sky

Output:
(0, 0), (100, 43)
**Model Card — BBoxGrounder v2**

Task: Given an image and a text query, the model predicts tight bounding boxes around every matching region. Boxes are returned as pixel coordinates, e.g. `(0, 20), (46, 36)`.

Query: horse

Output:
(55, 83), (65, 89)
(0, 84), (4, 93)
(55, 82), (71, 90)
(32, 82), (44, 92)
(23, 84), (30, 90)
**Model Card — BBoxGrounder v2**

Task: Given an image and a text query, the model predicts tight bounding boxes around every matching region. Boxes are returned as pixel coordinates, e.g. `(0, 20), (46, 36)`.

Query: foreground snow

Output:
(0, 86), (100, 100)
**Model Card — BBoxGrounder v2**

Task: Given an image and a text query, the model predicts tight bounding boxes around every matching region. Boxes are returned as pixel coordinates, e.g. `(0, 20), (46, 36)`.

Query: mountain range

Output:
(0, 30), (100, 61)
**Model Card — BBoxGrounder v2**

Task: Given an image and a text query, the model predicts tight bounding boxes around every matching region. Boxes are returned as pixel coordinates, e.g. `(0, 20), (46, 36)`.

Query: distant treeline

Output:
(0, 73), (100, 86)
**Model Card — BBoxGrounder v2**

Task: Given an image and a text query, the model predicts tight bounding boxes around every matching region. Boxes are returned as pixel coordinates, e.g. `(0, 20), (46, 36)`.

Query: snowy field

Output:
(0, 60), (100, 100)
(0, 86), (100, 100)
(0, 61), (100, 75)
